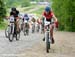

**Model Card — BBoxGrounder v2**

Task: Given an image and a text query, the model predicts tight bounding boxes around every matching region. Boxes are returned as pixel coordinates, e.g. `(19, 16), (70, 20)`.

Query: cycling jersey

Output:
(23, 14), (29, 21)
(9, 16), (14, 23)
(31, 18), (36, 22)
(43, 11), (53, 22)
(10, 10), (19, 18)
(23, 17), (29, 21)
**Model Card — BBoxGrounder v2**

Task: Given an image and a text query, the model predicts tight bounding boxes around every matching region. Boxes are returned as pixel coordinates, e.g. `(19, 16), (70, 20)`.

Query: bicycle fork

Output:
(45, 31), (50, 42)
(9, 24), (14, 34)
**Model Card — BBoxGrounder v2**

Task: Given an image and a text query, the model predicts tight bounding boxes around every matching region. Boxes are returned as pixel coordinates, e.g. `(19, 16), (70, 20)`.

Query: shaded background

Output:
(0, 0), (75, 32)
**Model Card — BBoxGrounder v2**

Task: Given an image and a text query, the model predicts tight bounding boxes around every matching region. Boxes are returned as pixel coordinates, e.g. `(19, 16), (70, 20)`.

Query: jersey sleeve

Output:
(42, 11), (46, 16)
(10, 12), (13, 16)
(50, 12), (54, 17)
(16, 10), (19, 15)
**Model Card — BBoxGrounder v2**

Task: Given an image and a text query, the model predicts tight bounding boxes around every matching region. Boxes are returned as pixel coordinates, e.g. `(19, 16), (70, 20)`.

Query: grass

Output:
(1, 5), (44, 30)
(18, 4), (37, 12)
(23, 5), (37, 11)
(30, 7), (45, 17)
(0, 20), (8, 30)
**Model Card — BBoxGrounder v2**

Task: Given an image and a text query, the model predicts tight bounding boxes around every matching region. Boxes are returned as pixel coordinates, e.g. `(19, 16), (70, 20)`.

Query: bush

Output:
(52, 0), (75, 32)
(0, 0), (6, 23)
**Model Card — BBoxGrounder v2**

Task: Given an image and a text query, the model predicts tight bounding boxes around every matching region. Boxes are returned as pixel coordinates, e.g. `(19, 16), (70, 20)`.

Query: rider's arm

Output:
(52, 13), (58, 28)
(10, 12), (13, 16)
(17, 10), (19, 15)
(52, 13), (58, 22)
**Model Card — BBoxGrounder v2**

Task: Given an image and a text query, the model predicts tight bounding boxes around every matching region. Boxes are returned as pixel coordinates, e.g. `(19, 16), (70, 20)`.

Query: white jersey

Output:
(44, 18), (54, 26)
(44, 18), (50, 26)
(9, 16), (15, 22)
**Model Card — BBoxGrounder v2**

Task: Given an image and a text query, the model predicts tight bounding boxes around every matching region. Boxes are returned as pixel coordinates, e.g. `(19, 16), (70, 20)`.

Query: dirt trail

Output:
(19, 31), (75, 57)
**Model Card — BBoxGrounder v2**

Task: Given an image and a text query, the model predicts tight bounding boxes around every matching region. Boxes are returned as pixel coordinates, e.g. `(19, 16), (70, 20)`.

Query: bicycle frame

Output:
(45, 22), (54, 43)
(32, 22), (35, 32)
(45, 24), (51, 42)
(23, 20), (29, 29)
(23, 20), (29, 35)
(9, 22), (14, 34)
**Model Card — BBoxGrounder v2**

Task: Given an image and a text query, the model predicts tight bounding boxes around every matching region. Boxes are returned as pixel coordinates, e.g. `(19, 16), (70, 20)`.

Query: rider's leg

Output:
(16, 19), (19, 33)
(50, 24), (55, 44)
(43, 25), (46, 41)
(22, 20), (24, 30)
(28, 22), (30, 29)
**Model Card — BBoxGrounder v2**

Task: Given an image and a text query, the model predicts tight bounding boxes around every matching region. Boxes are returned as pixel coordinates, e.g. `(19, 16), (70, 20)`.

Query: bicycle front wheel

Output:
(46, 32), (50, 53)
(5, 26), (10, 38)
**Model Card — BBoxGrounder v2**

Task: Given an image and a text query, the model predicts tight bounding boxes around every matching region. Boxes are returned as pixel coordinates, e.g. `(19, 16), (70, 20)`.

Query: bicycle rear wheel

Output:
(32, 24), (35, 33)
(37, 25), (40, 32)
(16, 30), (20, 41)
(9, 33), (13, 42)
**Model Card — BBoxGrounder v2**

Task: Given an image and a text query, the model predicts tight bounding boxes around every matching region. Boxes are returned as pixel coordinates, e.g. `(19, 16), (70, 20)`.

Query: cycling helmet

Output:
(45, 6), (51, 12)
(24, 14), (28, 17)
(11, 7), (16, 11)
(24, 14), (29, 21)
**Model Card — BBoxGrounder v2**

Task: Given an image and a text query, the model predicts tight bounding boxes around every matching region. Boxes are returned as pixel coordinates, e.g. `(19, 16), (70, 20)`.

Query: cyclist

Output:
(37, 18), (42, 25)
(31, 17), (36, 23)
(42, 6), (58, 44)
(23, 14), (30, 28)
(41, 17), (45, 33)
(23, 14), (29, 22)
(10, 7), (20, 33)
(31, 17), (36, 32)
(36, 18), (41, 32)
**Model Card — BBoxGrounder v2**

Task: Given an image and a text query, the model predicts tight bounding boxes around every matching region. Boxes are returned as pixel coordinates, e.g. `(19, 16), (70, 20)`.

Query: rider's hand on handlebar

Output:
(55, 21), (59, 28)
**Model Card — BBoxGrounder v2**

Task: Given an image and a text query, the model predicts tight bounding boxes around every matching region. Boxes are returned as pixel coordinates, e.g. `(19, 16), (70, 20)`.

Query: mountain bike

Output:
(44, 21), (54, 53)
(5, 16), (20, 42)
(23, 20), (29, 36)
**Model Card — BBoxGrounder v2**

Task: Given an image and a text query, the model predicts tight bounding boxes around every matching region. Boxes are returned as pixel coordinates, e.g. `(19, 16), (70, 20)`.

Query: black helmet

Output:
(11, 7), (16, 11)
(24, 14), (28, 17)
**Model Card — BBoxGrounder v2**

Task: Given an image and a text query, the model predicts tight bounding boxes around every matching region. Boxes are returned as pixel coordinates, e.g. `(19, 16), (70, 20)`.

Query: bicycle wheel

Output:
(5, 26), (9, 38)
(41, 25), (44, 33)
(23, 24), (26, 36)
(26, 23), (29, 35)
(37, 25), (39, 32)
(32, 24), (35, 33)
(21, 24), (23, 31)
(46, 32), (50, 53)
(8, 26), (14, 42)
(24, 28), (26, 36)
(9, 33), (13, 42)
(26, 28), (29, 35)
(16, 29), (20, 41)
(32, 29), (34, 33)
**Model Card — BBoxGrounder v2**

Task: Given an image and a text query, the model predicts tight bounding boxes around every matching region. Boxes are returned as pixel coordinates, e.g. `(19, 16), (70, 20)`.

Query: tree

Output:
(52, 0), (75, 31)
(0, 0), (6, 23)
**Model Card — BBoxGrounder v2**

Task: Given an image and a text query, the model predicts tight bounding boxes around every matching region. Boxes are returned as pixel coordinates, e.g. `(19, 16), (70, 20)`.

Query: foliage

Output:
(52, 0), (75, 32)
(0, 0), (6, 23)
(5, 0), (30, 8)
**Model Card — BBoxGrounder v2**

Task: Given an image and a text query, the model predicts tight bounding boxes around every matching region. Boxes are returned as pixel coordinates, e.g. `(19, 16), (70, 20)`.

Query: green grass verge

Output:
(0, 21), (8, 30)
(30, 7), (45, 17)
(23, 5), (37, 11)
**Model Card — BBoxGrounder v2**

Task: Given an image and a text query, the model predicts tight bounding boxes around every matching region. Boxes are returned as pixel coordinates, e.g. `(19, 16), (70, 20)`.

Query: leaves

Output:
(0, 0), (6, 23)
(52, 0), (75, 31)
(5, 0), (30, 8)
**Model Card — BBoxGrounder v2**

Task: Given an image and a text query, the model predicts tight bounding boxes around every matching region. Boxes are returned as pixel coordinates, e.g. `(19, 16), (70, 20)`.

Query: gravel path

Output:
(0, 30), (75, 57)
